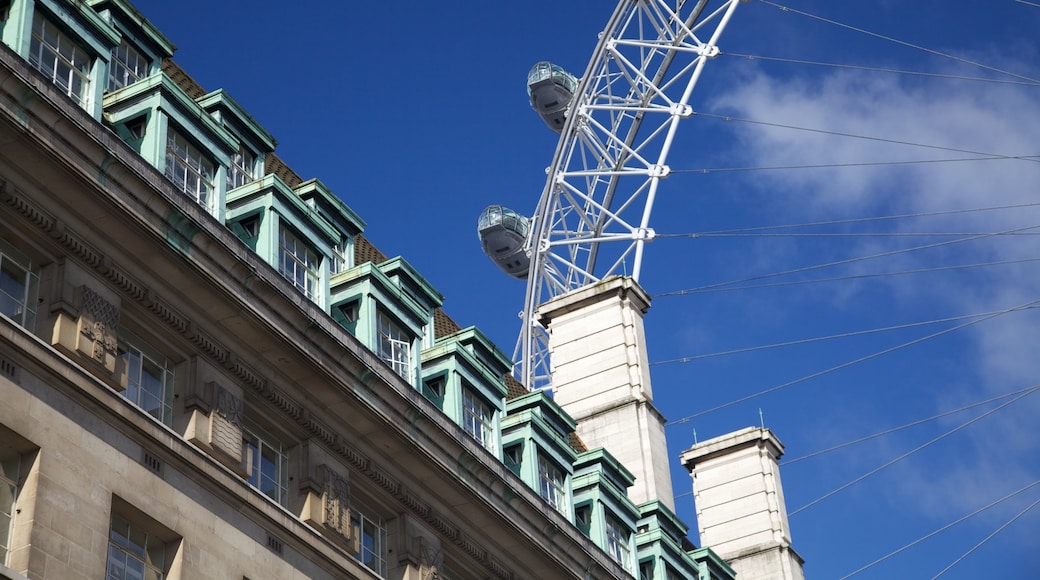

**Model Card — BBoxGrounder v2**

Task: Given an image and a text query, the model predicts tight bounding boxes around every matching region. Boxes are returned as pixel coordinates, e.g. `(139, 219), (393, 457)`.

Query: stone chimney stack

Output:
(680, 427), (805, 580)
(538, 276), (674, 509)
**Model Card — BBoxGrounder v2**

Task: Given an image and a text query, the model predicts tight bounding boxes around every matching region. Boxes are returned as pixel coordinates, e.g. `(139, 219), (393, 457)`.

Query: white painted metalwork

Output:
(517, 0), (743, 390)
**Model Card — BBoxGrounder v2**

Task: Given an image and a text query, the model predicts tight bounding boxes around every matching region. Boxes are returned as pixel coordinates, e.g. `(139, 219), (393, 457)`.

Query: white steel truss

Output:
(518, 0), (743, 390)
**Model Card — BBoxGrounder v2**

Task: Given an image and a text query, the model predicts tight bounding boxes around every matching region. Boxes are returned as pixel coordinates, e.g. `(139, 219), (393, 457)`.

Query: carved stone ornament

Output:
(79, 287), (119, 363)
(319, 464), (351, 537)
(417, 536), (444, 580)
(215, 384), (244, 426)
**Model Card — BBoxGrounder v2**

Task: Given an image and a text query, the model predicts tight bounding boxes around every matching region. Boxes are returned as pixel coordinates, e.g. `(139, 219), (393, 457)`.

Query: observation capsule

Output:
(478, 205), (531, 279)
(527, 61), (578, 134)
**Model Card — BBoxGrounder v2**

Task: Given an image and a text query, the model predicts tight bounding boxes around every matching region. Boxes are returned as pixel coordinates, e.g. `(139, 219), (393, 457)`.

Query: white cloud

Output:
(711, 63), (1040, 519)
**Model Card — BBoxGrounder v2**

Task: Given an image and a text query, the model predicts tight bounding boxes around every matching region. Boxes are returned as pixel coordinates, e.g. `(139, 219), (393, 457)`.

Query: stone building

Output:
(0, 0), (739, 578)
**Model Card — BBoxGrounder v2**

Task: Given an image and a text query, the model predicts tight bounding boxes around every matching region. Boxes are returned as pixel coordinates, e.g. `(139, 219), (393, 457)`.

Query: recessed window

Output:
(421, 375), (445, 409)
(351, 501), (387, 577)
(105, 513), (168, 580)
(0, 451), (18, 563)
(639, 560), (654, 580)
(0, 241), (39, 330)
(462, 387), (493, 450)
(242, 418), (288, 506)
(124, 116), (147, 141)
(537, 454), (567, 514)
(117, 331), (175, 426)
(231, 214), (261, 249)
(574, 504), (591, 535)
(331, 238), (352, 276)
(227, 146), (256, 191)
(29, 13), (91, 106)
(605, 513), (631, 568)
(278, 227), (321, 303)
(377, 312), (411, 382)
(108, 39), (148, 91)
(165, 128), (215, 209)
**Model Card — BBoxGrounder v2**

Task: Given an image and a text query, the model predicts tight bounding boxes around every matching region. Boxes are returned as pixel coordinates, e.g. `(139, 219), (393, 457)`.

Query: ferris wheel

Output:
(479, 0), (744, 390)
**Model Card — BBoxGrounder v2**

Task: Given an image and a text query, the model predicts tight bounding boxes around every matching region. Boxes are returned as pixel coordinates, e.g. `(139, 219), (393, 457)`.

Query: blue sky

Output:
(133, 1), (1040, 577)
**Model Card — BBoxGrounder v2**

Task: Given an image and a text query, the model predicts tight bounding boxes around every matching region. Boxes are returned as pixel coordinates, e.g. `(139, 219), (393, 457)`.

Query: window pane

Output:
(164, 130), (214, 209)
(29, 14), (91, 105)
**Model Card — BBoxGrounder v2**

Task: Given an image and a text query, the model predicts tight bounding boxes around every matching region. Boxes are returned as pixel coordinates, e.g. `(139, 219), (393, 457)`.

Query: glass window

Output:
(108, 39), (148, 91)
(639, 560), (654, 580)
(537, 454), (567, 514)
(351, 502), (387, 578)
(574, 504), (591, 535)
(605, 514), (631, 568)
(331, 238), (351, 275)
(278, 227), (321, 302)
(242, 419), (288, 506)
(226, 147), (256, 191)
(0, 453), (17, 564)
(377, 312), (411, 382)
(117, 332), (174, 426)
(106, 513), (166, 580)
(0, 242), (39, 330)
(29, 13), (91, 106)
(165, 129), (215, 209)
(421, 375), (445, 410)
(461, 387), (493, 450)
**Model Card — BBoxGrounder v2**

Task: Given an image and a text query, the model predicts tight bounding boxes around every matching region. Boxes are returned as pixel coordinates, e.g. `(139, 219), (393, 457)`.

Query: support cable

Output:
(837, 479), (1040, 579)
(789, 386), (1040, 516)
(783, 385), (1040, 466)
(692, 111), (1040, 164)
(931, 496), (1040, 579)
(655, 257), (1040, 297)
(722, 52), (1040, 86)
(654, 307), (1039, 366)
(757, 0), (1040, 83)
(660, 202), (1040, 237)
(656, 223), (1040, 298)
(666, 299), (1040, 426)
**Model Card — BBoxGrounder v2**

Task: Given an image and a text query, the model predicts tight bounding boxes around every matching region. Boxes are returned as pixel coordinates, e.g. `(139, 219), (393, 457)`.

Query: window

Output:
(108, 39), (148, 91)
(227, 147), (256, 191)
(29, 13), (91, 105)
(377, 312), (411, 382)
(503, 445), (522, 476)
(242, 419), (288, 506)
(537, 454), (567, 514)
(331, 238), (351, 276)
(117, 332), (174, 426)
(574, 504), (591, 536)
(351, 502), (387, 577)
(0, 452), (17, 564)
(333, 300), (359, 335)
(278, 227), (321, 302)
(421, 375), (445, 410)
(165, 129), (215, 209)
(230, 214), (261, 250)
(461, 387), (493, 450)
(639, 560), (654, 580)
(0, 241), (39, 330)
(106, 513), (167, 580)
(605, 514), (631, 568)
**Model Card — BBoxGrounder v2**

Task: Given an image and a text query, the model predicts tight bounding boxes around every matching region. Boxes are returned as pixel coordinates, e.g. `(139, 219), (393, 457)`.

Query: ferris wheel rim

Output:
(516, 0), (745, 390)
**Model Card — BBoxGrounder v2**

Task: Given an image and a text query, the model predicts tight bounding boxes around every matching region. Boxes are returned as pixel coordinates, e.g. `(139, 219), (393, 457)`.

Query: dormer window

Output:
(331, 238), (351, 276)
(29, 13), (91, 106)
(278, 226), (321, 302)
(377, 312), (411, 382)
(109, 39), (148, 91)
(227, 146), (256, 191)
(165, 129), (215, 209)
(462, 386), (494, 451)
